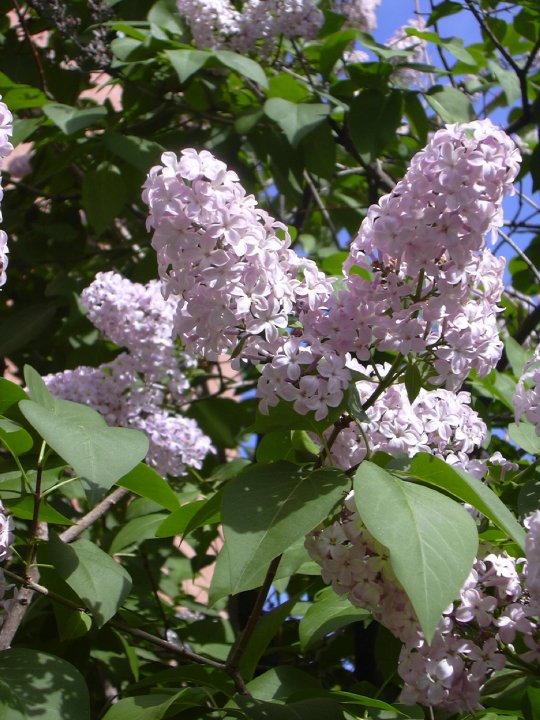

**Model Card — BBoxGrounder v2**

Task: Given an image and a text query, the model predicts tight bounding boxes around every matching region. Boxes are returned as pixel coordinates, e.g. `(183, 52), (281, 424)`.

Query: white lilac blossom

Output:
(514, 345), (540, 433)
(333, 0), (380, 31)
(326, 374), (488, 477)
(44, 273), (213, 478)
(0, 501), (13, 563)
(306, 505), (540, 711)
(144, 121), (519, 422)
(386, 17), (427, 87)
(176, 0), (323, 54)
(0, 97), (13, 288)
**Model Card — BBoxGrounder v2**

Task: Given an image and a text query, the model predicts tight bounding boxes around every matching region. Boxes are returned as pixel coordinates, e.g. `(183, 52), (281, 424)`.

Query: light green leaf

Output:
(48, 535), (132, 627)
(118, 463), (179, 512)
(19, 399), (148, 497)
(109, 513), (166, 554)
(488, 60), (521, 104)
(504, 337), (528, 379)
(101, 694), (177, 720)
(155, 492), (221, 538)
(264, 99), (330, 146)
(509, 422), (540, 456)
(42, 103), (108, 135)
(165, 49), (211, 82)
(299, 587), (369, 650)
(0, 418), (32, 456)
(354, 461), (478, 641)
(6, 496), (73, 525)
(210, 463), (349, 601)
(425, 85), (474, 123)
(0, 379), (27, 414)
(215, 50), (268, 88)
(409, 453), (525, 549)
(0, 648), (90, 720)
(23, 365), (55, 409)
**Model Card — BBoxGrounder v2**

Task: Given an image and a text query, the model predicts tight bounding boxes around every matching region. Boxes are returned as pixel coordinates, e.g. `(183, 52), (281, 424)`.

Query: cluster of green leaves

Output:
(0, 0), (539, 719)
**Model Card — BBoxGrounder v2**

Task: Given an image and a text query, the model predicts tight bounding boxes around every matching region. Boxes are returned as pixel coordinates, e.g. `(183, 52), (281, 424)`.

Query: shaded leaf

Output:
(264, 99), (330, 146)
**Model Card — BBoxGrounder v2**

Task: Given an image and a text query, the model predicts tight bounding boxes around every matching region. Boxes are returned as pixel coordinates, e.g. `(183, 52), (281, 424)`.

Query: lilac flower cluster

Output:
(386, 17), (427, 87)
(514, 346), (540, 434)
(307, 504), (540, 711)
(176, 0), (323, 54)
(143, 149), (332, 363)
(327, 373), (488, 477)
(333, 0), (380, 31)
(44, 272), (213, 477)
(0, 98), (13, 288)
(143, 120), (519, 422)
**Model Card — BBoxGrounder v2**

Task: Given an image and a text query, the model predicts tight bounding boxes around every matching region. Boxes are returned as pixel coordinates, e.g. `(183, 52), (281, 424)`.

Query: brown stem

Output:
(59, 487), (129, 543)
(226, 555), (282, 673)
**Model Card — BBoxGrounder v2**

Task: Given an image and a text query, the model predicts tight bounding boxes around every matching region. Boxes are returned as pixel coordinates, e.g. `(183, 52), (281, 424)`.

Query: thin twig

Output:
(59, 486), (129, 543)
(226, 555), (282, 672)
(303, 170), (338, 241)
(497, 229), (540, 285)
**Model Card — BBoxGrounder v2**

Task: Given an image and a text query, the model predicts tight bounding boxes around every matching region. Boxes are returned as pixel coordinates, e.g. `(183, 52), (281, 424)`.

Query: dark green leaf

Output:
(210, 463), (349, 600)
(49, 535), (132, 627)
(0, 649), (90, 720)
(42, 103), (108, 134)
(215, 50), (268, 89)
(299, 587), (369, 650)
(82, 162), (127, 236)
(348, 89), (403, 162)
(404, 361), (422, 403)
(264, 99), (330, 147)
(109, 513), (166, 554)
(165, 49), (211, 83)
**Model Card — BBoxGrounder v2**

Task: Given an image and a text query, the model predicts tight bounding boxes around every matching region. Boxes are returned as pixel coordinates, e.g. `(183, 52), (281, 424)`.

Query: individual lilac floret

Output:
(0, 97), (13, 289)
(176, 0), (323, 54)
(514, 346), (540, 434)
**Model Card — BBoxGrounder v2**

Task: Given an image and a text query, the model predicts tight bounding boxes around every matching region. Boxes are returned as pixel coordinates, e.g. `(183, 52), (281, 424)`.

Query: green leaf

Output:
(236, 697), (344, 720)
(246, 666), (323, 702)
(102, 131), (163, 172)
(425, 85), (474, 122)
(409, 453), (526, 549)
(48, 535), (132, 627)
(264, 99), (330, 147)
(518, 475), (540, 519)
(24, 364), (55, 409)
(403, 91), (429, 144)
(299, 587), (369, 650)
(348, 89), (403, 162)
(42, 103), (108, 135)
(319, 30), (357, 78)
(211, 463), (349, 600)
(509, 422), (540, 456)
(117, 463), (179, 512)
(354, 461), (478, 641)
(0, 417), (32, 456)
(329, 691), (411, 716)
(0, 303), (58, 356)
(504, 336), (528, 378)
(101, 694), (178, 720)
(215, 50), (268, 89)
(148, 0), (185, 34)
(155, 492), (221, 538)
(0, 379), (27, 414)
(404, 362), (422, 403)
(165, 49), (211, 83)
(19, 398), (149, 498)
(488, 60), (521, 104)
(5, 496), (73, 524)
(82, 162), (127, 236)
(0, 648), (90, 720)
(109, 513), (166, 554)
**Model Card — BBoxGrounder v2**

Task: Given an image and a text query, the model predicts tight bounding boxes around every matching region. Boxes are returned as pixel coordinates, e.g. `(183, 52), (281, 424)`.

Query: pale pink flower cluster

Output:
(144, 121), (519, 421)
(333, 0), (380, 31)
(176, 0), (323, 54)
(307, 505), (540, 711)
(142, 149), (332, 363)
(0, 97), (12, 288)
(386, 17), (427, 87)
(328, 374), (488, 477)
(44, 273), (213, 477)
(513, 346), (540, 433)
